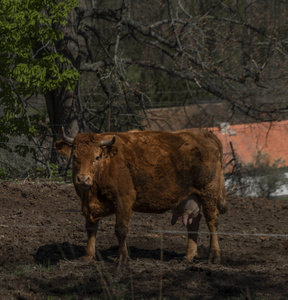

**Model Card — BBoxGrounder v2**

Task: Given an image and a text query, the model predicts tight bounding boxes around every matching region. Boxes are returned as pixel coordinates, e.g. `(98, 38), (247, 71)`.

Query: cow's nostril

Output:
(77, 175), (91, 185)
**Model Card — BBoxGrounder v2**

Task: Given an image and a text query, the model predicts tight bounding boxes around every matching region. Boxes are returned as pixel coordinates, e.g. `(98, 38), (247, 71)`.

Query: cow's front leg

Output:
(185, 213), (202, 261)
(84, 218), (99, 261)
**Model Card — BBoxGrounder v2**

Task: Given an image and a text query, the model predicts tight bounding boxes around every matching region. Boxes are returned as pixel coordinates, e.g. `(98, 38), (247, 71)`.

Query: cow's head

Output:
(55, 127), (116, 189)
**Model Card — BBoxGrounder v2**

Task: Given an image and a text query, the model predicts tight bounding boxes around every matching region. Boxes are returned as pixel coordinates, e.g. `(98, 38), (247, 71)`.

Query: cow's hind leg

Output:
(115, 197), (134, 264)
(84, 219), (99, 261)
(185, 213), (202, 261)
(202, 199), (221, 263)
(115, 221), (129, 264)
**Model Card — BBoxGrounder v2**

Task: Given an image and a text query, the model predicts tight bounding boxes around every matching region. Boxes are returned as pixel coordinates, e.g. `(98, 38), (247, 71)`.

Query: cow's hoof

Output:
(184, 250), (199, 262)
(208, 255), (221, 264)
(184, 255), (193, 262)
(183, 255), (196, 263)
(115, 255), (129, 268)
(83, 255), (94, 262)
(213, 256), (221, 264)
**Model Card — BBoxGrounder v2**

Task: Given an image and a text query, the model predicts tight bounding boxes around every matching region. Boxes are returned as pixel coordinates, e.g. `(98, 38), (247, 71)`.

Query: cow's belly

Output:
(131, 190), (187, 214)
(132, 199), (176, 213)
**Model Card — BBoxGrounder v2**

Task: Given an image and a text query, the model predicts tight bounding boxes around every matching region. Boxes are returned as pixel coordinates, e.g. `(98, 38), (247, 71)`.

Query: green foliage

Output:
(0, 0), (79, 153)
(0, 0), (79, 91)
(34, 163), (72, 182)
(50, 163), (59, 181)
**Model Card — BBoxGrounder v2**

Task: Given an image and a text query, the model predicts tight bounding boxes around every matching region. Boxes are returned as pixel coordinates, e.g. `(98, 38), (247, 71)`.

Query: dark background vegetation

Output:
(1, 0), (288, 190)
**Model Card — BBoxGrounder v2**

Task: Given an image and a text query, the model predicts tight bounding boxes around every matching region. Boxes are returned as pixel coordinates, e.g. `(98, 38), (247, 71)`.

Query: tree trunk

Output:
(46, 8), (84, 164)
(45, 88), (83, 163)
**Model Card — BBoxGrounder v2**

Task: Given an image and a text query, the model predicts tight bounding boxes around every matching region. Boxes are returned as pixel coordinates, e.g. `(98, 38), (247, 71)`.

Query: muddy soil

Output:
(0, 181), (287, 300)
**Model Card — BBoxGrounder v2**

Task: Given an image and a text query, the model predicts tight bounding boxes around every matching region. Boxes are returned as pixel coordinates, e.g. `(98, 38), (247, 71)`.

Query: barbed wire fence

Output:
(1, 222), (288, 238)
(2, 221), (287, 300)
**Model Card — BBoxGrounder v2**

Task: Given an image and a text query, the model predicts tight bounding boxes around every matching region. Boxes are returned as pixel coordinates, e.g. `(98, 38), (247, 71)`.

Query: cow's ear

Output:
(54, 140), (72, 157)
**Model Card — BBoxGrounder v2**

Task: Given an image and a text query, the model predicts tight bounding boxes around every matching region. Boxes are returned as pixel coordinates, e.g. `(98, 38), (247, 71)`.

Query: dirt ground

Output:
(0, 181), (287, 300)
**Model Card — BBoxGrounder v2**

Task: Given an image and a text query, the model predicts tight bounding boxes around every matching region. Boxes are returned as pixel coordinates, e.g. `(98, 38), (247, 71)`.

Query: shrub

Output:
(227, 150), (288, 198)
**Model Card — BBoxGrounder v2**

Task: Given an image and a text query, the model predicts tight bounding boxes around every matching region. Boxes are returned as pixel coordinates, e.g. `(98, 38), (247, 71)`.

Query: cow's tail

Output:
(218, 193), (227, 214)
(203, 130), (227, 214)
(209, 130), (227, 215)
(218, 157), (227, 214)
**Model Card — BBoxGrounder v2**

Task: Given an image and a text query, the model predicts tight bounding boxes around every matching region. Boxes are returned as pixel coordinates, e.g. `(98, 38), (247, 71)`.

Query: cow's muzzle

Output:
(75, 174), (93, 187)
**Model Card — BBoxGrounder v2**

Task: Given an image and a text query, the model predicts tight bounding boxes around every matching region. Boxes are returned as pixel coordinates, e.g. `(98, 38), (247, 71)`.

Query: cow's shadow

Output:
(34, 242), (85, 266)
(34, 243), (185, 266)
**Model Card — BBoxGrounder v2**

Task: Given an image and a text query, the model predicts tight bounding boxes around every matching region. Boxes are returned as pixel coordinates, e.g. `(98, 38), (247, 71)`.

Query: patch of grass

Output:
(270, 195), (288, 201)
(8, 262), (54, 276)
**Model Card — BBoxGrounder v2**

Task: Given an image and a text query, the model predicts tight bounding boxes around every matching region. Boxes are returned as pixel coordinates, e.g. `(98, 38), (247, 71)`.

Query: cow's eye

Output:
(95, 156), (100, 161)
(72, 154), (78, 162)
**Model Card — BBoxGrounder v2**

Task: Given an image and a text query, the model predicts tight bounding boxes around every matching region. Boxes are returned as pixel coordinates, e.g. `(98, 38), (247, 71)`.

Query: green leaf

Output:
(0, 0), (79, 155)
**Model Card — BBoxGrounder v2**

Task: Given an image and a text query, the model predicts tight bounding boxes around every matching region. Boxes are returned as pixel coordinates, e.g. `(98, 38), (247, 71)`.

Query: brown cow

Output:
(55, 128), (226, 264)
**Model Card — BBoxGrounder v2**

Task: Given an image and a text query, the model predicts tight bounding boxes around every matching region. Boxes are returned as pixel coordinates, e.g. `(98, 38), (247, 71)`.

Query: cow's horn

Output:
(100, 135), (116, 147)
(61, 127), (74, 145)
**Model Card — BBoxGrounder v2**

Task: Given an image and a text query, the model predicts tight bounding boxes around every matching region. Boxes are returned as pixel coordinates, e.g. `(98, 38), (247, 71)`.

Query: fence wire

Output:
(1, 223), (287, 238)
